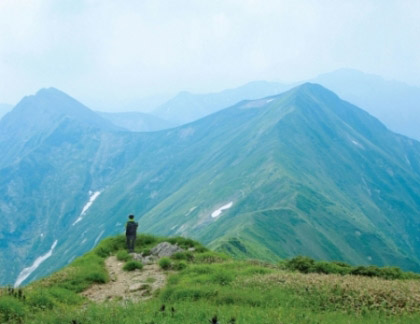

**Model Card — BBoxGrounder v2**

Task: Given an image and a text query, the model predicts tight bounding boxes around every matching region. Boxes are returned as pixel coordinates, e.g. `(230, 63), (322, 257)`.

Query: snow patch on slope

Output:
(93, 230), (105, 247)
(73, 191), (102, 225)
(14, 240), (58, 287)
(350, 139), (364, 149)
(211, 202), (233, 218)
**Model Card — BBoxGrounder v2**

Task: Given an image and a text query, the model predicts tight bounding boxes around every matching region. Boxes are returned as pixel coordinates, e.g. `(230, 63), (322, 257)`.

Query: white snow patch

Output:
(72, 191), (102, 225)
(350, 139), (364, 149)
(266, 99), (274, 103)
(14, 240), (58, 287)
(81, 238), (87, 244)
(93, 230), (105, 247)
(211, 202), (233, 218)
(40, 233), (44, 238)
(186, 206), (197, 216)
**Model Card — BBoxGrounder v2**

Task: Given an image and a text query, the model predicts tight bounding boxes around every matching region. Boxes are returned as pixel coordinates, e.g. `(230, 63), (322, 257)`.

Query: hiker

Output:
(125, 214), (138, 252)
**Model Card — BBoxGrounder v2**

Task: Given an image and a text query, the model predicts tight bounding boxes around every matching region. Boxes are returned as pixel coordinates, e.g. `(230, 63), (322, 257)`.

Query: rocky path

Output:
(82, 256), (166, 303)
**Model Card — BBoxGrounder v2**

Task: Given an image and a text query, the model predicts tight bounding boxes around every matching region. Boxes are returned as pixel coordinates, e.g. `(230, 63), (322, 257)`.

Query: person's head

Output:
(128, 214), (134, 220)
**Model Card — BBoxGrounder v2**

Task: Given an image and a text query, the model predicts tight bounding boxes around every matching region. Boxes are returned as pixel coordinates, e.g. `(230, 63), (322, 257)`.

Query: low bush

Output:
(123, 261), (143, 272)
(284, 256), (419, 280)
(26, 290), (55, 310)
(0, 296), (25, 322)
(285, 256), (315, 273)
(171, 251), (194, 261)
(313, 261), (350, 275)
(116, 250), (132, 262)
(173, 261), (188, 271)
(159, 257), (172, 270)
(167, 237), (197, 249)
(137, 234), (158, 246)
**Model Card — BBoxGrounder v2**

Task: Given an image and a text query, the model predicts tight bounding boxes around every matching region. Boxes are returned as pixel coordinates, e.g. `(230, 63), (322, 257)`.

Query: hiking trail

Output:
(82, 256), (166, 302)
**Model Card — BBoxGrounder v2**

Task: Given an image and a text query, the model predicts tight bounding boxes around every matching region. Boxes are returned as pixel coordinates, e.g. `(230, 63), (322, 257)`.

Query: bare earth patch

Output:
(82, 256), (166, 302)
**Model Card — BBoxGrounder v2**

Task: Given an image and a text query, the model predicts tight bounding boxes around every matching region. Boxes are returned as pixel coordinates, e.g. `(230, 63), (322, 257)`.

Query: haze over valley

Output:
(1, 0), (420, 300)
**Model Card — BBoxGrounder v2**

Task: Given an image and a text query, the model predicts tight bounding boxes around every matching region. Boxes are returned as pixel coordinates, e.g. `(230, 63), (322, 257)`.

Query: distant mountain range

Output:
(153, 81), (291, 125)
(97, 111), (174, 132)
(311, 69), (420, 141)
(151, 69), (420, 141)
(2, 83), (420, 287)
(0, 103), (13, 119)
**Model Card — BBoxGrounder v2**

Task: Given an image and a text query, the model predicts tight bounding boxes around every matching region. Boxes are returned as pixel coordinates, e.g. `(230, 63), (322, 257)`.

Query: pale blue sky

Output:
(1, 0), (419, 110)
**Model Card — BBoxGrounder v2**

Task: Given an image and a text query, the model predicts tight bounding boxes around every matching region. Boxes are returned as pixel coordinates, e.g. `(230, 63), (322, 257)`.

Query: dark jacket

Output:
(125, 220), (138, 236)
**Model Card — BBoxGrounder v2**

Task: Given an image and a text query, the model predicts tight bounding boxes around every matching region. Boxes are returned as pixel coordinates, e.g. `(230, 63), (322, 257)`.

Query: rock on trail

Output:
(82, 256), (166, 302)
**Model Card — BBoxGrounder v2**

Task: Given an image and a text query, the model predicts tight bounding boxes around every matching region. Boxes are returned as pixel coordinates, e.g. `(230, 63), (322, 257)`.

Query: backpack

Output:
(126, 221), (138, 236)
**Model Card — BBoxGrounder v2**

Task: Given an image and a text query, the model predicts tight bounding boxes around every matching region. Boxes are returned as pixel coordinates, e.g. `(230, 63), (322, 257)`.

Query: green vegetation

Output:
(123, 261), (143, 272)
(158, 257), (172, 270)
(2, 234), (420, 323)
(283, 256), (420, 279)
(115, 250), (132, 262)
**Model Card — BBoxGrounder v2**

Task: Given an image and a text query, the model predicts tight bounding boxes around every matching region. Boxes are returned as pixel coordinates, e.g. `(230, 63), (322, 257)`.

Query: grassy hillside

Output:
(4, 83), (420, 286)
(2, 235), (420, 323)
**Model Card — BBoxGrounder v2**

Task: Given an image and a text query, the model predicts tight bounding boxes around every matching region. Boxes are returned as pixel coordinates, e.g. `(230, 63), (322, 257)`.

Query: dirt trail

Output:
(82, 256), (166, 302)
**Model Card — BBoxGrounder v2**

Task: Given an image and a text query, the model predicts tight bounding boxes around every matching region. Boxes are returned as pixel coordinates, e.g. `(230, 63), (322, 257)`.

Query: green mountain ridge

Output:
(2, 234), (420, 323)
(2, 83), (420, 287)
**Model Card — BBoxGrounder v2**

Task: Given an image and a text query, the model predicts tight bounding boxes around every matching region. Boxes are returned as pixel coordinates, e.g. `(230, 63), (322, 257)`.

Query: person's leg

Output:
(126, 236), (130, 251)
(127, 235), (135, 252)
(131, 236), (136, 252)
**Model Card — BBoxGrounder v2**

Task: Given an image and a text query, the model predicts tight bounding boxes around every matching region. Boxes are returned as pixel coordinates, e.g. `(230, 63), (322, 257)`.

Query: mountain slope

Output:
(0, 103), (13, 120)
(0, 88), (121, 168)
(2, 84), (420, 286)
(311, 68), (420, 140)
(97, 111), (174, 132)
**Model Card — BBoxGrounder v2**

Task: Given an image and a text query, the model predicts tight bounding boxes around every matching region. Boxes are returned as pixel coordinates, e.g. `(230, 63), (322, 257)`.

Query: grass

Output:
(2, 234), (420, 323)
(123, 261), (143, 271)
(282, 255), (420, 279)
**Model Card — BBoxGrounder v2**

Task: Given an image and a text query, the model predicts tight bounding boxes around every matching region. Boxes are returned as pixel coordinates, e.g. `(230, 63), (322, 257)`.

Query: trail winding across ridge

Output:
(82, 256), (166, 302)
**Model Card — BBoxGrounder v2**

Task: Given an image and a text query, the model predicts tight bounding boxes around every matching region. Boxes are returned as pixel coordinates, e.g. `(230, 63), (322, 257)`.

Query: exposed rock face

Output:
(132, 242), (184, 264)
(132, 254), (157, 265)
(150, 242), (184, 257)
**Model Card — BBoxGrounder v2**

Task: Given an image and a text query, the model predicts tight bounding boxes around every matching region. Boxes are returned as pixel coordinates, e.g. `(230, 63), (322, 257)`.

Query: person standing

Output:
(125, 214), (138, 252)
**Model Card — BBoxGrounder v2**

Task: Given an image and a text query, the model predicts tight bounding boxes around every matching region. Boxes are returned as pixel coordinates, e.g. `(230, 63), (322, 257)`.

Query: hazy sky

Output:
(1, 0), (419, 110)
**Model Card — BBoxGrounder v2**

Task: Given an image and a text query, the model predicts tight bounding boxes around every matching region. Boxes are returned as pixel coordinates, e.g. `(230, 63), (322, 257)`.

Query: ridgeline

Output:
(1, 234), (420, 323)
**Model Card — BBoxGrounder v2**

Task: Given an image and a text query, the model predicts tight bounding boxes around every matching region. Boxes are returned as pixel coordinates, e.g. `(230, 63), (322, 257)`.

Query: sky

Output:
(1, 0), (420, 111)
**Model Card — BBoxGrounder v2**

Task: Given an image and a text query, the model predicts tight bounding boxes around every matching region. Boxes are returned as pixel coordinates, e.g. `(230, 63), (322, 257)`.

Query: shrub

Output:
(159, 257), (172, 270)
(123, 261), (143, 272)
(116, 250), (132, 262)
(313, 261), (350, 275)
(173, 261), (187, 271)
(167, 237), (196, 249)
(171, 251), (194, 261)
(0, 296), (25, 321)
(142, 248), (151, 256)
(27, 290), (55, 310)
(137, 234), (158, 246)
(285, 256), (315, 273)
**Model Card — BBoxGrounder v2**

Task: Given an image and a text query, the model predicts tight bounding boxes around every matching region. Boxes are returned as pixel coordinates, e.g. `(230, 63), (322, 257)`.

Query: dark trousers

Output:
(126, 235), (136, 252)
